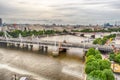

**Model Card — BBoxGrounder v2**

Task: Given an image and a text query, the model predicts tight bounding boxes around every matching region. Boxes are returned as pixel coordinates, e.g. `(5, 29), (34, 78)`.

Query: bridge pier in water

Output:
(16, 43), (20, 49)
(44, 46), (48, 53)
(30, 44), (33, 51)
(59, 48), (67, 53)
(7, 43), (13, 48)
(38, 45), (48, 53)
(7, 43), (10, 47)
(22, 44), (29, 50)
(25, 44), (29, 50)
(0, 42), (7, 47)
(39, 46), (44, 52)
(12, 43), (16, 48)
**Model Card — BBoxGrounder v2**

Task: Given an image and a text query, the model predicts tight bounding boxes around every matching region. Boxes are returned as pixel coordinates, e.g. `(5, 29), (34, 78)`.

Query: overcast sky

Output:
(0, 0), (120, 25)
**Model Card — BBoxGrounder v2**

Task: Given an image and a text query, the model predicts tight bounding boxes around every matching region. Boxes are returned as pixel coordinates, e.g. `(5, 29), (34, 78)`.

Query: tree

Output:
(80, 29), (92, 32)
(87, 70), (106, 80)
(95, 54), (102, 59)
(85, 61), (100, 74)
(87, 69), (115, 80)
(95, 50), (101, 54)
(114, 53), (120, 63)
(85, 48), (115, 80)
(63, 29), (68, 33)
(102, 37), (107, 45)
(86, 55), (96, 63)
(99, 60), (111, 70)
(86, 48), (95, 57)
(86, 48), (102, 57)
(0, 32), (3, 36)
(93, 38), (103, 45)
(109, 53), (115, 61)
(93, 34), (116, 45)
(103, 69), (115, 80)
(8, 30), (22, 38)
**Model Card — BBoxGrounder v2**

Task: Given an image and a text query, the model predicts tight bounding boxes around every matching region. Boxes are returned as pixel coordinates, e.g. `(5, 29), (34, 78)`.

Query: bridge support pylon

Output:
(22, 44), (28, 50)
(38, 45), (48, 53)
(30, 44), (33, 51)
(44, 46), (48, 53)
(0, 42), (7, 47)
(16, 43), (20, 49)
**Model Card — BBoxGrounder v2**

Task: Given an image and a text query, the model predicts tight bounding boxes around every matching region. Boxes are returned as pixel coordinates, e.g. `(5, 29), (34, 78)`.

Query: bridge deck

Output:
(0, 38), (113, 52)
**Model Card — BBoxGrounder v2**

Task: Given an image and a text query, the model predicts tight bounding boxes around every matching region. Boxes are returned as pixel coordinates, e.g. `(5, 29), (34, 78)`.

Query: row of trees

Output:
(71, 29), (93, 32)
(71, 29), (108, 32)
(71, 28), (120, 32)
(109, 52), (120, 63)
(8, 30), (56, 38)
(108, 28), (120, 32)
(0, 30), (65, 38)
(93, 34), (116, 45)
(85, 48), (115, 80)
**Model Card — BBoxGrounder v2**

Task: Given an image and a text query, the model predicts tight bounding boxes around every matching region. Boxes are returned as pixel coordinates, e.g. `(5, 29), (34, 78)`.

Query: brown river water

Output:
(0, 47), (85, 80)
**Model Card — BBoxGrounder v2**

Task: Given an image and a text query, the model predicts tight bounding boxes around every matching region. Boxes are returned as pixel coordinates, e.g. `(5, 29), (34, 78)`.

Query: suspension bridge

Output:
(0, 31), (113, 56)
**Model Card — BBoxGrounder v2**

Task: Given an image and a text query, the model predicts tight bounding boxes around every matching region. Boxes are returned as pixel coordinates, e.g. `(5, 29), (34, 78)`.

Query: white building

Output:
(115, 33), (120, 45)
(0, 27), (2, 31)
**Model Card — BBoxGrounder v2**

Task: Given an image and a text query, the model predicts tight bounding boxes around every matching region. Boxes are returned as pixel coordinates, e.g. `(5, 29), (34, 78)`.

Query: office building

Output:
(0, 18), (2, 26)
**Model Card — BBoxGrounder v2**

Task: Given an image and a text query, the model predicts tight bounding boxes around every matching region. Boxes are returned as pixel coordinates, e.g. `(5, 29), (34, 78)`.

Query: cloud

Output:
(0, 0), (120, 24)
(108, 1), (120, 9)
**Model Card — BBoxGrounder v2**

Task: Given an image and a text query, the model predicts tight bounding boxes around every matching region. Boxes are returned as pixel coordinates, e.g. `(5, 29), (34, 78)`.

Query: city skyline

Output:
(0, 0), (120, 25)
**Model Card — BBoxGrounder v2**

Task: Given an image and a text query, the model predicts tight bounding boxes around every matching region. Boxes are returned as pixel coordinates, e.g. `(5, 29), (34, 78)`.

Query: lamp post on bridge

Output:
(43, 29), (45, 36)
(19, 33), (22, 43)
(4, 31), (8, 42)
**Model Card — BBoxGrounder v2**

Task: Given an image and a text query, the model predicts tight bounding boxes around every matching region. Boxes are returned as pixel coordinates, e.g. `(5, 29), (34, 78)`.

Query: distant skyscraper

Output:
(104, 23), (113, 27)
(0, 18), (2, 26)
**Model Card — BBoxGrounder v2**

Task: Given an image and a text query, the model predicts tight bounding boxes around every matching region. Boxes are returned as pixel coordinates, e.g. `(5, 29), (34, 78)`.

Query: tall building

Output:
(104, 23), (113, 27)
(0, 18), (2, 25)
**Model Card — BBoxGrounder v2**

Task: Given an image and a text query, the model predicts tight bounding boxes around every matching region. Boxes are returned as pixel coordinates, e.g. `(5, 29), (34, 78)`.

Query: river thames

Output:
(0, 47), (85, 80)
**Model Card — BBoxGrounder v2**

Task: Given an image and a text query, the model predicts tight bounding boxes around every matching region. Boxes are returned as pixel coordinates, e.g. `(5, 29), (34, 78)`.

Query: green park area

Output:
(85, 48), (115, 80)
(93, 34), (116, 45)
(109, 52), (120, 64)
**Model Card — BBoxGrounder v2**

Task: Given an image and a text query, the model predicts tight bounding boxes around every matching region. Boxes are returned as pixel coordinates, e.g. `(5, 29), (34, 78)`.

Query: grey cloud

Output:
(55, 6), (80, 11)
(0, 2), (27, 16)
(109, 2), (120, 9)
(49, 1), (109, 8)
(18, 2), (36, 6)
(27, 19), (63, 22)
(0, 0), (120, 24)
(18, 1), (27, 4)
(17, 1), (44, 6)
(62, 14), (75, 17)
(0, 2), (49, 18)
(3, 18), (64, 24)
(0, 4), (17, 15)
(84, 0), (120, 10)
